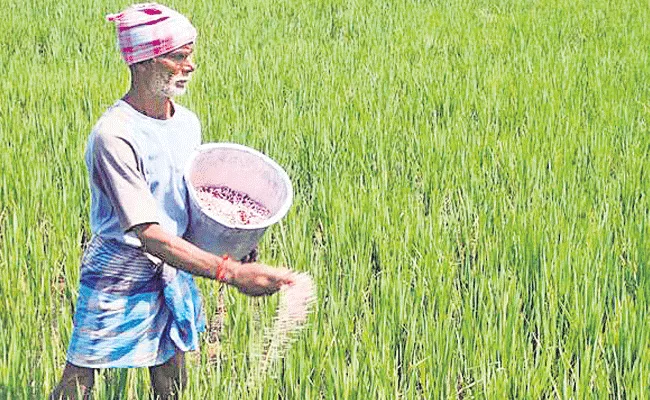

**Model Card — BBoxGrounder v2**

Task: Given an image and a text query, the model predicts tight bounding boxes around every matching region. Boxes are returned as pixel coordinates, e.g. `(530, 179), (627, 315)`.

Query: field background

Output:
(1, 0), (650, 398)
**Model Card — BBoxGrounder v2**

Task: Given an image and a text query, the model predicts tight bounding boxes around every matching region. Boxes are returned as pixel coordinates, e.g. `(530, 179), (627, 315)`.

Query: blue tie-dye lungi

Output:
(66, 236), (205, 368)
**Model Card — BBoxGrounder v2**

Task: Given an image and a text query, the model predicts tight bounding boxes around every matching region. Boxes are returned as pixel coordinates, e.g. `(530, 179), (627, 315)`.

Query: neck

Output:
(123, 83), (174, 120)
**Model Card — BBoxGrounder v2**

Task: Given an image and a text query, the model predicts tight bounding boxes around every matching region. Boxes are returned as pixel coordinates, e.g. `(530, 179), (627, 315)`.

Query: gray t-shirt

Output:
(86, 99), (201, 247)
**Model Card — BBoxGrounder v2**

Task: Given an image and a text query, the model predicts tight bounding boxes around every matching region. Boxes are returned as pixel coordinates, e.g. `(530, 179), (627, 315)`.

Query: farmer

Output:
(50, 3), (294, 399)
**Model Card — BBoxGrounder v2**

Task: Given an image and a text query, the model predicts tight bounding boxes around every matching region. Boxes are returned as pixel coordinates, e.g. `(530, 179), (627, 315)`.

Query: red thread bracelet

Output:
(215, 254), (229, 282)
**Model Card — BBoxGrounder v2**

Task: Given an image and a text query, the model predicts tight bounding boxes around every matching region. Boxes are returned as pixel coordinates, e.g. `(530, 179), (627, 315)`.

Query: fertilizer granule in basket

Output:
(196, 185), (271, 225)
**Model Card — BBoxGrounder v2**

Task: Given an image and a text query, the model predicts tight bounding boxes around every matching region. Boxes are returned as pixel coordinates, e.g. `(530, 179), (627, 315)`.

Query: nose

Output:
(183, 58), (195, 74)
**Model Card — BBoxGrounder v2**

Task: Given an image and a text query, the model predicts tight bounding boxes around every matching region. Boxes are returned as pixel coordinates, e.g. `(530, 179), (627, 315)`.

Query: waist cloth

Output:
(66, 235), (205, 369)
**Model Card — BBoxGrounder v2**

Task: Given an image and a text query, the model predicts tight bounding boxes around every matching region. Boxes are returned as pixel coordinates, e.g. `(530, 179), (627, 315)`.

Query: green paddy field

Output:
(1, 0), (649, 398)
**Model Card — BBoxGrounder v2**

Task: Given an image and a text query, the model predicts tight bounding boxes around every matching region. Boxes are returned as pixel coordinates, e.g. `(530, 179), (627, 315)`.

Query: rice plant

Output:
(1, 0), (649, 398)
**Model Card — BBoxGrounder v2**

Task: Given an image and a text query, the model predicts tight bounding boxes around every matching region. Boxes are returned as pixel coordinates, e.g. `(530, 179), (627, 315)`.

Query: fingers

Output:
(254, 270), (290, 295)
(248, 247), (258, 263)
(274, 268), (295, 286)
(239, 247), (258, 264)
(260, 265), (295, 287)
(233, 264), (296, 297)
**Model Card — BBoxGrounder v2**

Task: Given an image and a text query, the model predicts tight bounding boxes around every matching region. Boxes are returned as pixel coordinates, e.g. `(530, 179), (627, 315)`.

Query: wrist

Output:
(215, 254), (237, 283)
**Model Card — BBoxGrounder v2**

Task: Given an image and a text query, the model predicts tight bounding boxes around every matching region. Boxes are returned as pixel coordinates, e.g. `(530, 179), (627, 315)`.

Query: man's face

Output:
(149, 43), (195, 97)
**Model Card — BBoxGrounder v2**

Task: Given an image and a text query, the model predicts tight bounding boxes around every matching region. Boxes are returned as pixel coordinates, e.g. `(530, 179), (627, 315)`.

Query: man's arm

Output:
(91, 130), (291, 296)
(133, 223), (294, 296)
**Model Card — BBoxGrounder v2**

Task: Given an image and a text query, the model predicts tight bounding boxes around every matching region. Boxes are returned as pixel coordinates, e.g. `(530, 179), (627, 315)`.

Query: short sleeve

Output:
(92, 131), (160, 231)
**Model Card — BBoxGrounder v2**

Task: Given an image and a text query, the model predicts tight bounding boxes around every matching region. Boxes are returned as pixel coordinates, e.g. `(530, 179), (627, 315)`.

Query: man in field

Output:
(50, 3), (294, 399)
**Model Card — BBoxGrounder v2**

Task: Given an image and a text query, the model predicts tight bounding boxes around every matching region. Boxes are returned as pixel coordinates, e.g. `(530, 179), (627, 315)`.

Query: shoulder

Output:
(173, 103), (202, 143)
(174, 103), (201, 128)
(88, 117), (142, 174)
(90, 103), (138, 152)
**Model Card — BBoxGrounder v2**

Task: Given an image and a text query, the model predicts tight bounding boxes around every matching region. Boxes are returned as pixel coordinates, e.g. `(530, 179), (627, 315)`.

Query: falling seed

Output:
(260, 273), (316, 375)
(246, 272), (316, 388)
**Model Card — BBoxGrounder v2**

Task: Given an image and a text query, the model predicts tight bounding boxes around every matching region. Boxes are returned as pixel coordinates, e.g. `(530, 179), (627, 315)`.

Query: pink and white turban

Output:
(106, 3), (197, 65)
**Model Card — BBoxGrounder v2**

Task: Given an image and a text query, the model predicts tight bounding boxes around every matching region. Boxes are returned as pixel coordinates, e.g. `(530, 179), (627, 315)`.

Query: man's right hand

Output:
(224, 261), (294, 296)
(132, 223), (294, 296)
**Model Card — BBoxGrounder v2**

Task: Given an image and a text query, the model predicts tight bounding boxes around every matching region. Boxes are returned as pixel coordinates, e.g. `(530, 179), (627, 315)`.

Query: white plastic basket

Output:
(183, 143), (293, 259)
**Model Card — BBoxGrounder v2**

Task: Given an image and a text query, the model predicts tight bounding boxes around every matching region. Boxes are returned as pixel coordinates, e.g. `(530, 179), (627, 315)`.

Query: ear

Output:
(130, 59), (156, 74)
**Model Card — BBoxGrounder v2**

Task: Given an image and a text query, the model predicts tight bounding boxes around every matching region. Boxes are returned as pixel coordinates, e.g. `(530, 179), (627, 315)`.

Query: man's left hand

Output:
(240, 246), (258, 263)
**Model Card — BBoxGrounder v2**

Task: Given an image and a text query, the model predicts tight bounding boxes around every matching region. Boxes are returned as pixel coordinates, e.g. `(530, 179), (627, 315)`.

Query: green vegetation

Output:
(1, 0), (649, 398)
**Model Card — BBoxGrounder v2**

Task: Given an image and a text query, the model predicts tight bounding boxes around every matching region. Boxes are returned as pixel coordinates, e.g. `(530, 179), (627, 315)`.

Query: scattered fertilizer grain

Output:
(248, 272), (316, 387)
(195, 185), (271, 225)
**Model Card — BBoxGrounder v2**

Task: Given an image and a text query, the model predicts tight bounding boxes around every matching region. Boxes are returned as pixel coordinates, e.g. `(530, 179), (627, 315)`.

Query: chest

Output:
(132, 126), (197, 188)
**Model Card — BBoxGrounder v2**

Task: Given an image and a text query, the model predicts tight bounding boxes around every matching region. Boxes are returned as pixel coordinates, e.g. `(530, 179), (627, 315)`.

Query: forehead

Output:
(165, 43), (194, 56)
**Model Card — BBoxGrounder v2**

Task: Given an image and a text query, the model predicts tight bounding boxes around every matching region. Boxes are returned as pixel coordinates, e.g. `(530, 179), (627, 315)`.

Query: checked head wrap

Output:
(106, 3), (197, 65)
